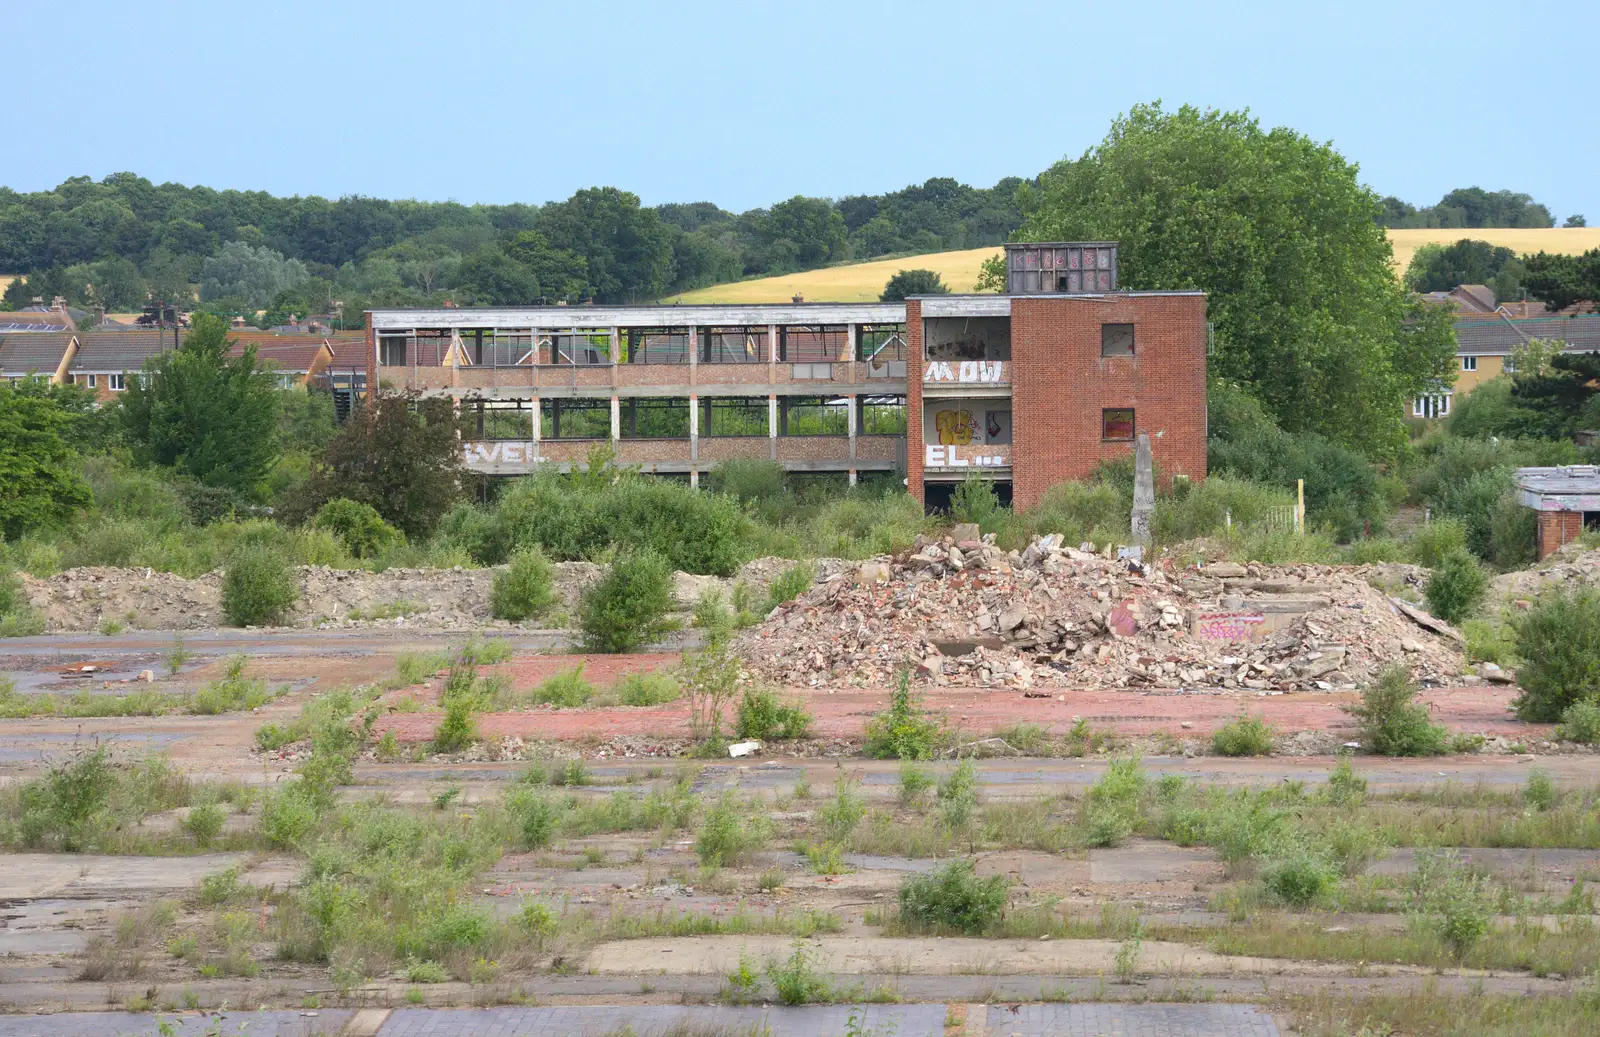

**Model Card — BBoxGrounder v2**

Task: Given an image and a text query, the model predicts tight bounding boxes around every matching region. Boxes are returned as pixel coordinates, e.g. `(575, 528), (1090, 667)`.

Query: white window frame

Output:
(1461, 355), (1477, 372)
(108, 373), (125, 392)
(84, 373), (97, 388)
(1412, 393), (1452, 419)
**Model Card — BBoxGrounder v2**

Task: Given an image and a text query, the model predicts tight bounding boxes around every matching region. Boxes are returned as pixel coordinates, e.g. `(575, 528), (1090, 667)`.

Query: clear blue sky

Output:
(5, 0), (1594, 219)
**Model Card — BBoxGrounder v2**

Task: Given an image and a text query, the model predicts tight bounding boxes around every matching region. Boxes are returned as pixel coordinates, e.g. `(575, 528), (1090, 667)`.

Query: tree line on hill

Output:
(1377, 186), (1584, 230)
(0, 175), (1024, 319)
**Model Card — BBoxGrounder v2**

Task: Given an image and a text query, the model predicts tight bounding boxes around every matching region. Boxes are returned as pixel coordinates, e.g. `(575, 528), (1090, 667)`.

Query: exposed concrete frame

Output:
(370, 303), (904, 331)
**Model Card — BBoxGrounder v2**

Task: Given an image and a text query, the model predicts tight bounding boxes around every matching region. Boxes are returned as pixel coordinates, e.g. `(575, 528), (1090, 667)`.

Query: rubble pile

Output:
(1492, 543), (1600, 603)
(741, 532), (1465, 692)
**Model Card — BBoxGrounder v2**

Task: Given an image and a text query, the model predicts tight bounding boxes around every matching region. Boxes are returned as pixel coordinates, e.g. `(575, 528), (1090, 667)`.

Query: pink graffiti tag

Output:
(1194, 611), (1266, 642)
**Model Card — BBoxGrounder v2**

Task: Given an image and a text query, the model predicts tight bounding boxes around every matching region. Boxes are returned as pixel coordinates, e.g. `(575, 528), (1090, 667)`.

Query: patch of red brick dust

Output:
(371, 652), (1550, 744)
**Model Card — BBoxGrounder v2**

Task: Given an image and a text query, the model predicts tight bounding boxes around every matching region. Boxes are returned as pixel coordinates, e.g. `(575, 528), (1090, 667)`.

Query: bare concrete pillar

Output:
(686, 325), (698, 387)
(848, 392), (858, 463)
(688, 394), (698, 464)
(531, 395), (541, 447)
(610, 396), (621, 442)
(1131, 431), (1154, 546)
(769, 394), (779, 461)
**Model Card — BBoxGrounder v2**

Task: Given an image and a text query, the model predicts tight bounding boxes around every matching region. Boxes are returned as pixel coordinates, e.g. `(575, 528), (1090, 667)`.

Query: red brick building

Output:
(364, 242), (1210, 509)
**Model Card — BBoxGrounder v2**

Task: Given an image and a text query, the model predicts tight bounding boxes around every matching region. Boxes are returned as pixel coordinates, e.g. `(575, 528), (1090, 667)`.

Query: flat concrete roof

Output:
(368, 292), (1208, 332)
(1516, 465), (1600, 497)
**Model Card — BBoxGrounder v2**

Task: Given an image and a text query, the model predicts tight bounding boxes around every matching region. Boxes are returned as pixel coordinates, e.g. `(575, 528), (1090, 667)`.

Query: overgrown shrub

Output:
(1344, 666), (1450, 756)
(432, 695), (477, 752)
(937, 758), (979, 829)
(695, 794), (768, 867)
(897, 859), (1011, 935)
(616, 671), (680, 707)
(1211, 715), (1274, 757)
(221, 545), (298, 626)
(1558, 698), (1600, 743)
(863, 670), (943, 760)
(950, 473), (1001, 526)
(765, 562), (814, 612)
(706, 459), (787, 508)
(490, 548), (555, 622)
(182, 803), (226, 846)
(579, 549), (676, 653)
(1511, 587), (1600, 722)
(1080, 756), (1146, 847)
(311, 498), (403, 559)
(735, 686), (812, 740)
(1262, 850), (1336, 907)
(1408, 519), (1468, 569)
(1424, 550), (1488, 625)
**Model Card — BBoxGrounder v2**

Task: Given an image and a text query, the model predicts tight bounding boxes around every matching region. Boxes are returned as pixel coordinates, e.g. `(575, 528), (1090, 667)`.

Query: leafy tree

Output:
(1566, 214), (1588, 228)
(198, 241), (309, 308)
(291, 391), (464, 537)
(1018, 102), (1454, 457)
(119, 313), (281, 495)
(0, 380), (93, 538)
(1522, 248), (1600, 312)
(537, 187), (673, 302)
(973, 253), (1006, 293)
(1376, 187), (1552, 229)
(1510, 350), (1600, 435)
(1404, 239), (1523, 299)
(880, 269), (951, 301)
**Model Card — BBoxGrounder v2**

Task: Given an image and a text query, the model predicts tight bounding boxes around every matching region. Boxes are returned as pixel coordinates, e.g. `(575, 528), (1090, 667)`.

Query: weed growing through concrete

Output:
(1211, 715), (1274, 757)
(863, 669), (944, 760)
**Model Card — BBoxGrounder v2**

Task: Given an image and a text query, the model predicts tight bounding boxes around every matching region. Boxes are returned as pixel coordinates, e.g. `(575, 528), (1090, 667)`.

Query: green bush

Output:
(311, 498), (403, 559)
(616, 671), (680, 706)
(1558, 698), (1600, 743)
(1262, 850), (1336, 907)
(1344, 666), (1450, 756)
(950, 473), (1001, 526)
(863, 670), (944, 760)
(1424, 550), (1488, 625)
(937, 758), (979, 829)
(432, 695), (477, 752)
(1408, 519), (1468, 569)
(506, 789), (559, 849)
(897, 859), (1011, 934)
(1211, 715), (1274, 757)
(1524, 767), (1557, 811)
(706, 459), (787, 507)
(529, 667), (595, 708)
(765, 562), (814, 611)
(490, 548), (555, 622)
(1486, 491), (1537, 569)
(13, 747), (116, 851)
(735, 686), (812, 740)
(1208, 423), (1386, 540)
(579, 549), (676, 653)
(1511, 588), (1600, 722)
(182, 803), (226, 846)
(695, 794), (768, 867)
(221, 545), (298, 626)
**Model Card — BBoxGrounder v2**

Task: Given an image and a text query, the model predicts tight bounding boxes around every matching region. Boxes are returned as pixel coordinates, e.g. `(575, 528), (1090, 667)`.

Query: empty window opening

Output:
(1102, 408), (1135, 441)
(1101, 323), (1135, 357)
(702, 327), (767, 364)
(781, 396), (849, 436)
(860, 395), (907, 435)
(379, 336), (408, 367)
(700, 397), (769, 437)
(541, 398), (610, 439)
(626, 329), (691, 365)
(780, 325), (848, 363)
(620, 397), (690, 439)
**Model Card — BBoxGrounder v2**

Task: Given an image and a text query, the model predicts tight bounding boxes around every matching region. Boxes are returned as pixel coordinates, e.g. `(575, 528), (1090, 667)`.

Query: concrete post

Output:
(686, 325), (698, 387)
(610, 396), (621, 442)
(1131, 431), (1154, 546)
(847, 392), (858, 464)
(769, 394), (779, 461)
(688, 394), (698, 464)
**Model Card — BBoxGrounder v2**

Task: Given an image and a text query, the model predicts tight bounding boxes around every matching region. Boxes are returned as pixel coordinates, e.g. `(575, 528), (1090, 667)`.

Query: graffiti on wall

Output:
(923, 360), (1007, 384)
(1193, 611), (1267, 642)
(934, 409), (975, 445)
(463, 441), (544, 469)
(924, 444), (1009, 468)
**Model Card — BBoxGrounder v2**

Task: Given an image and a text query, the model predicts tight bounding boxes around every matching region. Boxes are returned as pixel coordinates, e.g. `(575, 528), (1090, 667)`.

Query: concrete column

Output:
(846, 323), (858, 372)
(610, 395), (621, 441)
(686, 325), (698, 387)
(767, 323), (778, 373)
(848, 392), (858, 463)
(769, 394), (779, 461)
(688, 394), (699, 464)
(849, 469), (858, 486)
(531, 395), (541, 447)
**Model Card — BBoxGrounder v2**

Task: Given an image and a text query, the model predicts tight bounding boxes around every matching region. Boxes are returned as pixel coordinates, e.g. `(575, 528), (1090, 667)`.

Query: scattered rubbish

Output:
(727, 740), (763, 758)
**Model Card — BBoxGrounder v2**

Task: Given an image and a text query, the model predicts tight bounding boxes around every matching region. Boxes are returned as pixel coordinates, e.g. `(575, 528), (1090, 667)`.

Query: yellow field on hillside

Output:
(672, 228), (1600, 304)
(1387, 227), (1600, 273)
(0, 275), (15, 297)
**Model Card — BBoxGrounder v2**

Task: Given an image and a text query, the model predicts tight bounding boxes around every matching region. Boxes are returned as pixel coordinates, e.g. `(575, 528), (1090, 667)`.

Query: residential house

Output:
(226, 332), (337, 388)
(0, 332), (78, 383)
(66, 331), (172, 401)
(1412, 313), (1600, 419)
(0, 301), (78, 334)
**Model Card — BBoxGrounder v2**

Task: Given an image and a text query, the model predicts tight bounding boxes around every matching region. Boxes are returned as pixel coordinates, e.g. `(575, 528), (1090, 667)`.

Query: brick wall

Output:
(905, 299), (925, 502)
(1537, 510), (1582, 559)
(1010, 294), (1208, 510)
(363, 318), (377, 403)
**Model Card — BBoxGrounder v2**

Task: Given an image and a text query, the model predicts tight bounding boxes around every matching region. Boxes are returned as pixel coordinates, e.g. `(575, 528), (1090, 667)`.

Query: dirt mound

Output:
(20, 558), (779, 633)
(1492, 543), (1600, 603)
(739, 534), (1465, 692)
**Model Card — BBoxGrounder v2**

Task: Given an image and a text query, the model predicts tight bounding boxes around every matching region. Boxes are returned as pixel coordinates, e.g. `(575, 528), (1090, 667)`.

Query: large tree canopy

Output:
(119, 312), (281, 495)
(1522, 248), (1600, 312)
(0, 380), (94, 539)
(1016, 102), (1455, 457)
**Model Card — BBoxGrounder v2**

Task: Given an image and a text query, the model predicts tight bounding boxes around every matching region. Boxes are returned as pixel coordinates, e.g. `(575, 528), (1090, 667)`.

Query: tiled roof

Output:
(0, 332), (75, 374)
(70, 330), (172, 372)
(1455, 314), (1600, 355)
(1454, 285), (1497, 312)
(227, 339), (328, 372)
